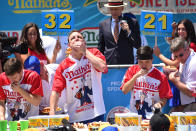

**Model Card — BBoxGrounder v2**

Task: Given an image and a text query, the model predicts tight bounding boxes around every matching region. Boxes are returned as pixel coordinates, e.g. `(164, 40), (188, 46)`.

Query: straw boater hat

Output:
(104, 0), (127, 8)
(97, 0), (129, 16)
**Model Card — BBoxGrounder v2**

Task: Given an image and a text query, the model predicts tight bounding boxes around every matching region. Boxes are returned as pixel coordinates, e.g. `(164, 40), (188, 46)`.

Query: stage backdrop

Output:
(0, 0), (196, 63)
(0, 0), (195, 122)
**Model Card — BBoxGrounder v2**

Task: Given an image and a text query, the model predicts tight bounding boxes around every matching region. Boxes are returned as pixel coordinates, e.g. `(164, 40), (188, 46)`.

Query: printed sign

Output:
(140, 10), (173, 36)
(42, 10), (74, 36)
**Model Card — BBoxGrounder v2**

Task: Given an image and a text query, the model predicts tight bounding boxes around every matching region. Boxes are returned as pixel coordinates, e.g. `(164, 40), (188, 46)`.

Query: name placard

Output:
(42, 10), (74, 36)
(140, 10), (173, 36)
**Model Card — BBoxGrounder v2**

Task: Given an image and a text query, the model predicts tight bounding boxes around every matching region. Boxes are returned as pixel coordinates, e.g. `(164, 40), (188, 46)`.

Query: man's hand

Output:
(0, 100), (5, 120)
(135, 69), (148, 78)
(153, 103), (162, 109)
(169, 70), (179, 82)
(11, 82), (21, 92)
(120, 20), (131, 34)
(153, 98), (167, 109)
(49, 108), (55, 115)
(71, 39), (86, 56)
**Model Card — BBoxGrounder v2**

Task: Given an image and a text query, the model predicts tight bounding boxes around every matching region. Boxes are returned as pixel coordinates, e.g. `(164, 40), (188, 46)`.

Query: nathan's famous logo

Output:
(8, 0), (72, 13)
(83, 0), (97, 7)
(65, 63), (91, 80)
(79, 27), (99, 47)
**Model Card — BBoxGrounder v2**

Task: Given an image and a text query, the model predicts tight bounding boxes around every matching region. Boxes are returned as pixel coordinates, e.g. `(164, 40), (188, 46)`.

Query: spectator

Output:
(39, 29), (68, 64)
(169, 37), (196, 112)
(40, 8), (68, 64)
(20, 23), (61, 65)
(120, 46), (173, 119)
(0, 58), (43, 120)
(0, 32), (23, 73)
(50, 30), (107, 123)
(98, 0), (141, 65)
(23, 55), (66, 114)
(167, 19), (196, 51)
(40, 63), (66, 114)
(154, 19), (196, 67)
(150, 109), (174, 131)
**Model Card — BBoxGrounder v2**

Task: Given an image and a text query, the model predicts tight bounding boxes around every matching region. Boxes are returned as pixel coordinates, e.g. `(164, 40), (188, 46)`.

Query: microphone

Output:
(123, 13), (136, 19)
(118, 15), (127, 24)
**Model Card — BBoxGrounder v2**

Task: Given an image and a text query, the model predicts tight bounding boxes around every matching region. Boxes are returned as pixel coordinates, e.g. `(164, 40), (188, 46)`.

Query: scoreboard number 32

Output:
(44, 13), (71, 29)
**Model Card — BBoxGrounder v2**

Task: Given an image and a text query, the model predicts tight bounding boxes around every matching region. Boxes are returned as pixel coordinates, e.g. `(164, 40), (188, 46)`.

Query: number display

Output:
(140, 11), (173, 36)
(59, 14), (71, 29)
(144, 14), (155, 29)
(42, 10), (74, 36)
(158, 15), (166, 30)
(44, 14), (56, 29)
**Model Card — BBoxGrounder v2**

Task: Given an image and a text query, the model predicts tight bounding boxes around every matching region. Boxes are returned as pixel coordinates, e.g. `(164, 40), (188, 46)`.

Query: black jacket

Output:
(98, 14), (141, 65)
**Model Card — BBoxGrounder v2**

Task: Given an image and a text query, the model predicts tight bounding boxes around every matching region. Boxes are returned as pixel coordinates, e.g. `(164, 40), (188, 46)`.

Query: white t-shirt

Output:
(179, 50), (196, 105)
(0, 70), (43, 121)
(52, 48), (106, 123)
(39, 29), (68, 64)
(40, 64), (66, 113)
(121, 65), (172, 119)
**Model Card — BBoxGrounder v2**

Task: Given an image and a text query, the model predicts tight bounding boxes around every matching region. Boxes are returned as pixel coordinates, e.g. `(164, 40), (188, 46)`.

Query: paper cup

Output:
(9, 121), (18, 131)
(20, 120), (29, 131)
(117, 126), (140, 131)
(176, 125), (189, 131)
(115, 113), (141, 126)
(29, 114), (69, 128)
(190, 125), (196, 131)
(0, 120), (7, 131)
(185, 112), (196, 125)
(170, 112), (189, 125)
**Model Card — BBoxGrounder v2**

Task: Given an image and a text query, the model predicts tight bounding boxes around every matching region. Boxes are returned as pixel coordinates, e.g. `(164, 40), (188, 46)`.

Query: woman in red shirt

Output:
(154, 19), (196, 67)
(20, 23), (61, 64)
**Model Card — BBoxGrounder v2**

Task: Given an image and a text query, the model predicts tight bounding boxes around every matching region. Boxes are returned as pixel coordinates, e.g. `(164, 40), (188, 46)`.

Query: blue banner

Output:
(140, 10), (173, 36)
(0, 0), (196, 64)
(102, 68), (130, 123)
(42, 10), (74, 36)
(102, 67), (171, 122)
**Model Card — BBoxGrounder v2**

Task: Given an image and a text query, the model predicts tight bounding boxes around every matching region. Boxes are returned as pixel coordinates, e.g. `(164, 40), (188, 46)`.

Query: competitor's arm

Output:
(122, 69), (148, 94)
(85, 49), (107, 72)
(11, 82), (42, 106)
(0, 100), (5, 120)
(49, 91), (60, 115)
(153, 98), (167, 109)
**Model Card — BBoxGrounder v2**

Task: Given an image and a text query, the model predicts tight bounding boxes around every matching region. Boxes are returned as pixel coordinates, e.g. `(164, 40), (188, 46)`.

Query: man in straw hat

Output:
(98, 0), (141, 65)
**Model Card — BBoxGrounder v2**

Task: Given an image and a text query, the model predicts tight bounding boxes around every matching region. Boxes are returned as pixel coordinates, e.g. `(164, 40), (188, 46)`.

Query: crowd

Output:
(0, 0), (195, 130)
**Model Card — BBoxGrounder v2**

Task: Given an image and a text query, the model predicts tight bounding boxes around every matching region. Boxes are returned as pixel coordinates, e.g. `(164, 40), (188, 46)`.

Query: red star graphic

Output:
(71, 87), (74, 90)
(74, 81), (77, 84)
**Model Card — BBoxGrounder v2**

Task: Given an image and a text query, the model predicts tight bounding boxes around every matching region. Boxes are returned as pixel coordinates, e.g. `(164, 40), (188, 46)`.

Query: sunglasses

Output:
(174, 53), (184, 58)
(174, 48), (187, 59)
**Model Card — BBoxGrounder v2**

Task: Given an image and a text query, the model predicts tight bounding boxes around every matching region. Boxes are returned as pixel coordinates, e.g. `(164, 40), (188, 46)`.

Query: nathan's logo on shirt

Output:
(65, 63), (91, 80)
(75, 103), (94, 113)
(134, 81), (159, 91)
(4, 89), (21, 97)
(2, 84), (32, 97)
